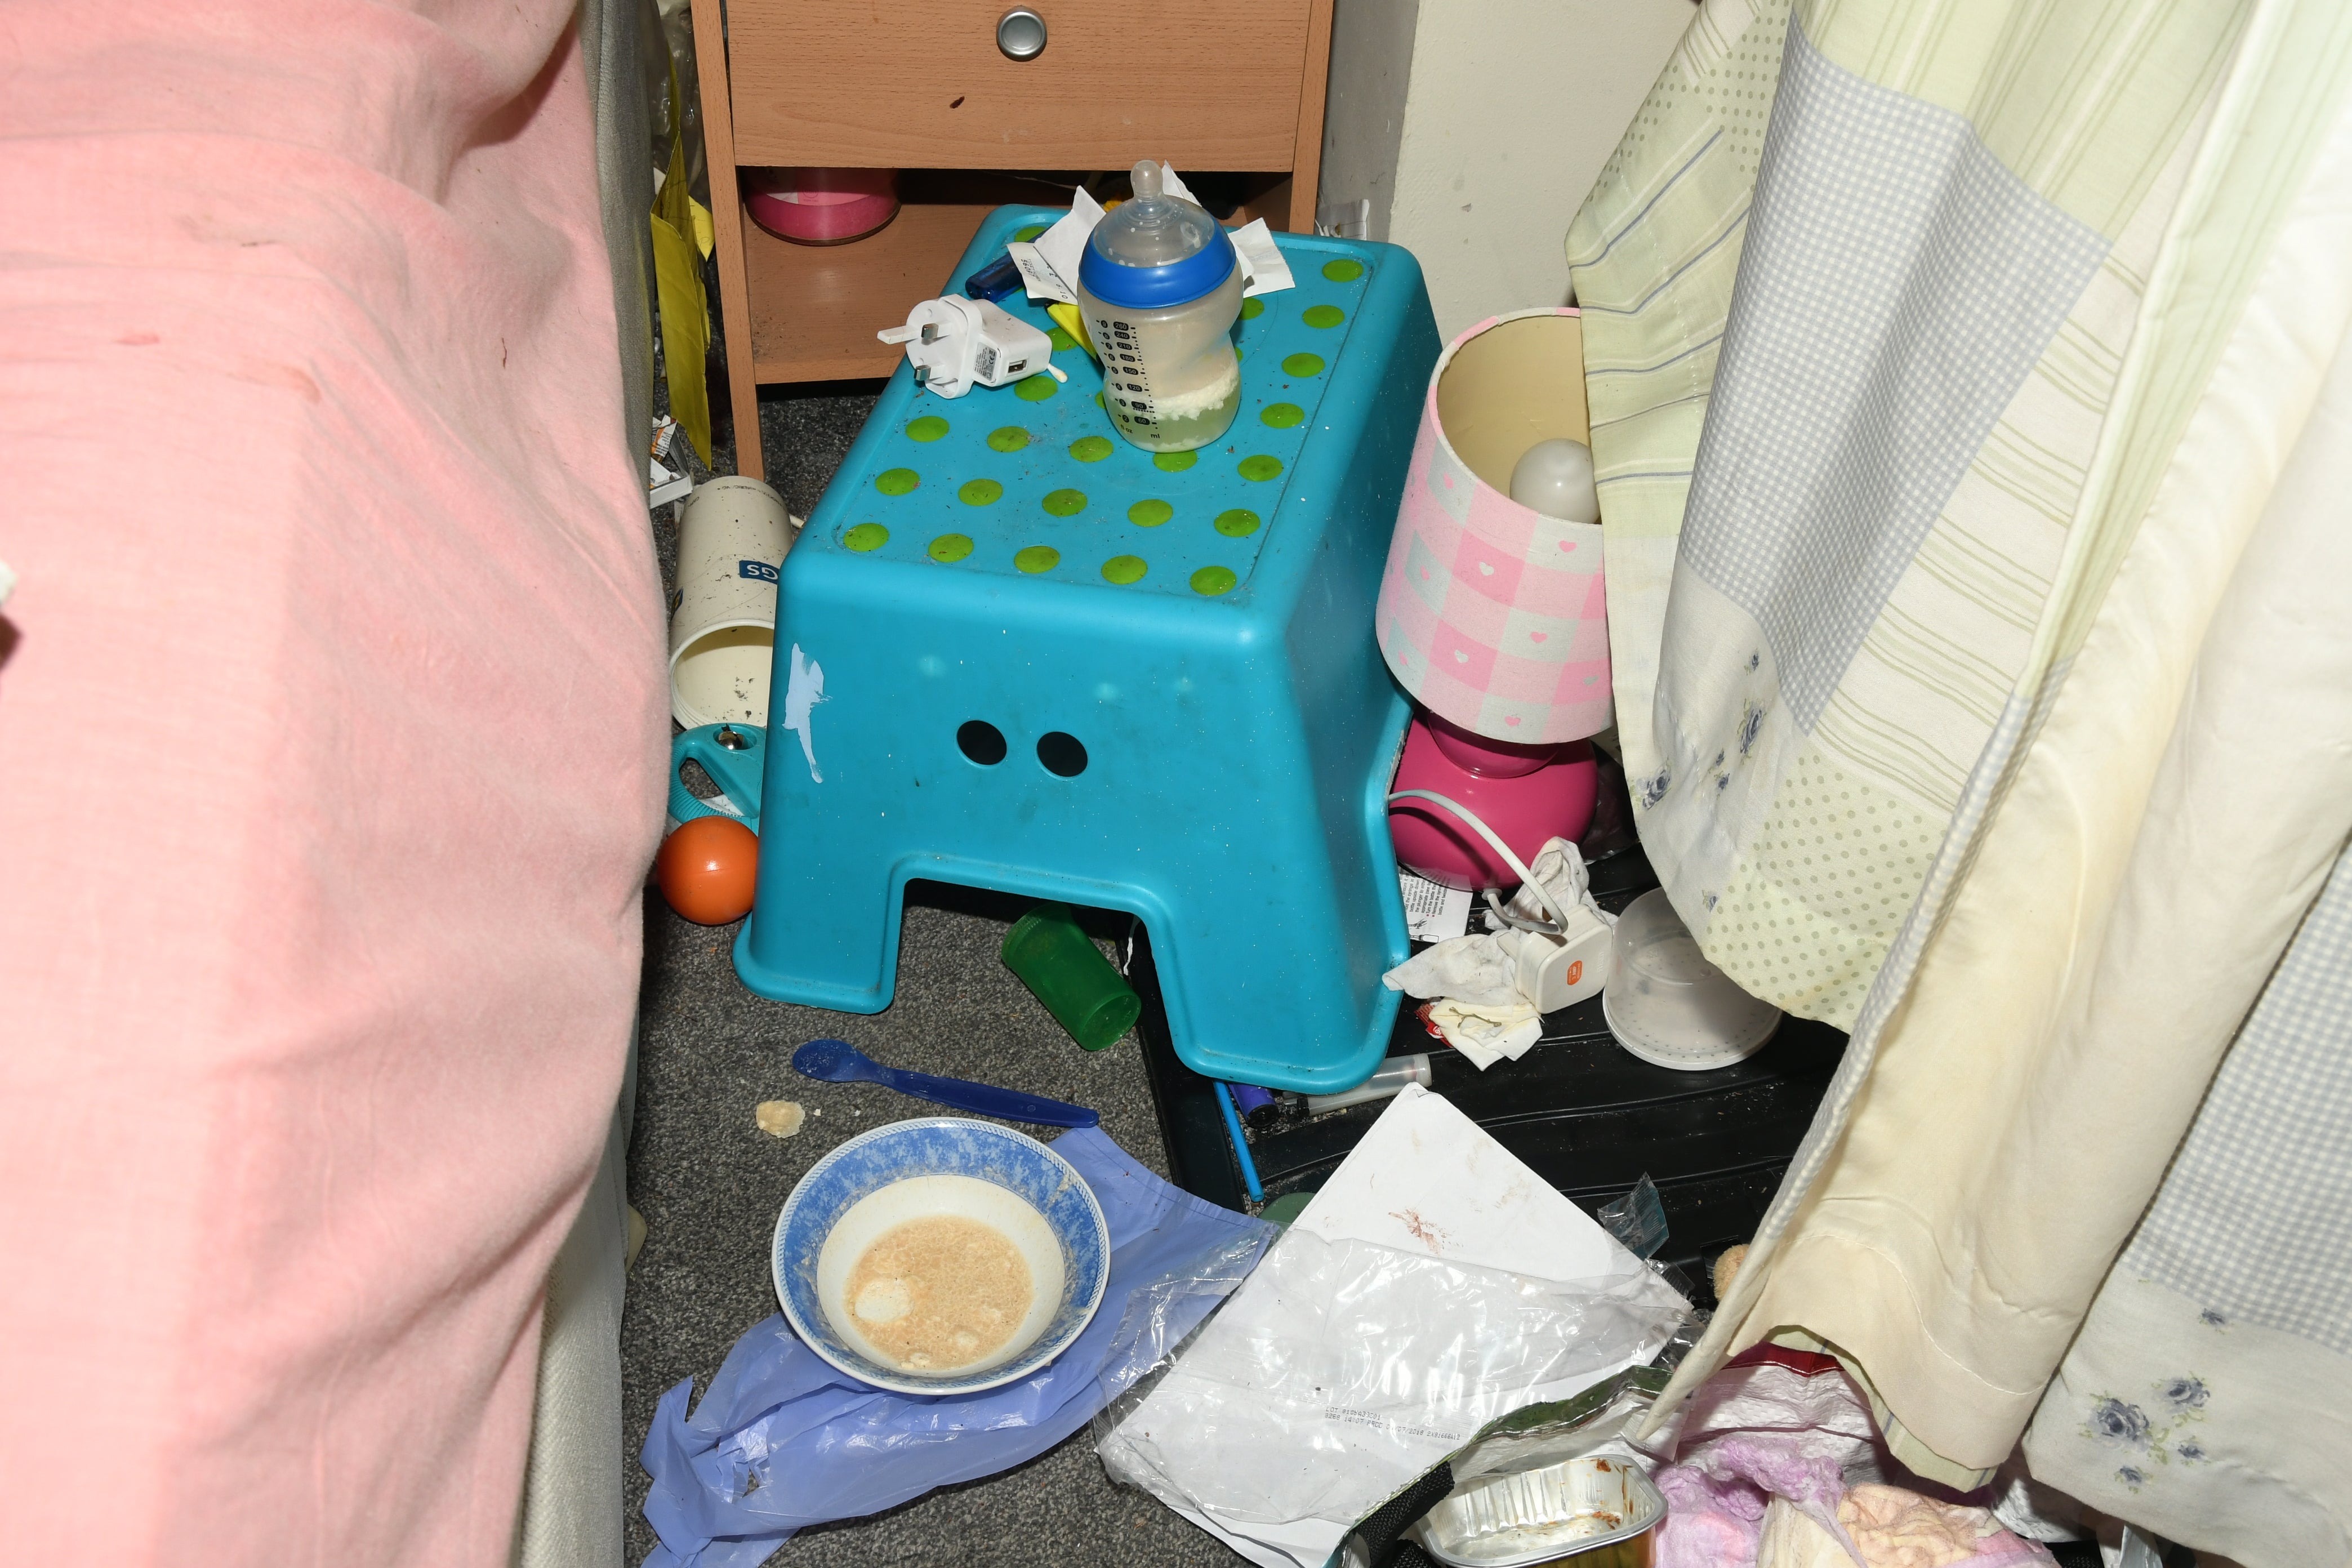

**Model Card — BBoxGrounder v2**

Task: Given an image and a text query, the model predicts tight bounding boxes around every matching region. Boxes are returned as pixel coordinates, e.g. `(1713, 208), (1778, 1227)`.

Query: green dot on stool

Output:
(1260, 403), (1304, 429)
(1015, 374), (1059, 402)
(875, 467), (919, 496)
(959, 477), (1004, 505)
(844, 523), (889, 552)
(906, 415), (950, 442)
(1102, 555), (1148, 585)
(1128, 498), (1173, 527)
(1238, 454), (1284, 482)
(1152, 450), (1197, 471)
(1016, 545), (1061, 573)
(1321, 258), (1365, 282)
(1240, 298), (1264, 320)
(1069, 435), (1113, 462)
(988, 426), (1030, 452)
(1048, 326), (1078, 352)
(928, 533), (973, 562)
(1303, 304), (1345, 329)
(1013, 224), (1049, 242)
(1215, 508), (1260, 537)
(1282, 352), (1325, 377)
(1042, 488), (1087, 517)
(1190, 564), (1237, 596)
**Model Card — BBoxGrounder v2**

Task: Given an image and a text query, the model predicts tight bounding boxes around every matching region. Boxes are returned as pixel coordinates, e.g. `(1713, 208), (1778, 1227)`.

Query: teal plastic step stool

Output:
(733, 206), (1440, 1093)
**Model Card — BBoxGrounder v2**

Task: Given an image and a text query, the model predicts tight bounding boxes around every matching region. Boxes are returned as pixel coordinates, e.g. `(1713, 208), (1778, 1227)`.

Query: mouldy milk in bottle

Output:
(1076, 162), (1244, 453)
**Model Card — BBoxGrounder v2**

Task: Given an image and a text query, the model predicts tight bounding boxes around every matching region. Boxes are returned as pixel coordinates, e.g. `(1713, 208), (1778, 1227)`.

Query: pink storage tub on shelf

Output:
(744, 167), (899, 245)
(1375, 308), (1611, 746)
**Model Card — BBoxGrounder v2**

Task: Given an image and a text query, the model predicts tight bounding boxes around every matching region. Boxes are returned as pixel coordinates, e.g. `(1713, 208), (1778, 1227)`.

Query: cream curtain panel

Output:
(1566, 0), (2352, 1548)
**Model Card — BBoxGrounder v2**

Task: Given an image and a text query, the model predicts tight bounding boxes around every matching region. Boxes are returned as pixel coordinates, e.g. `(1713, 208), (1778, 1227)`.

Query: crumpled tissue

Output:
(1382, 837), (1614, 1067)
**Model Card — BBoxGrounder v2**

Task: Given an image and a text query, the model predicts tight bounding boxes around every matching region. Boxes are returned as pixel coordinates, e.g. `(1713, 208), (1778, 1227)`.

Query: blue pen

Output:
(1214, 1081), (1264, 1202)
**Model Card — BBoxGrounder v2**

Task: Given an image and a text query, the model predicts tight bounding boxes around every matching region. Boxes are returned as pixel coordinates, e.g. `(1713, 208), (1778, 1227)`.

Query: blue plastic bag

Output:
(639, 1127), (1276, 1567)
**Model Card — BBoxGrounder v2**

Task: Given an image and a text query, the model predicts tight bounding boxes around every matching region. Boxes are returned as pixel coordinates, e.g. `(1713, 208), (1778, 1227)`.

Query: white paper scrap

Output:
(1104, 1088), (1674, 1568)
(648, 456), (692, 509)
(1024, 185), (1103, 304)
(1398, 871), (1473, 943)
(1228, 219), (1297, 297)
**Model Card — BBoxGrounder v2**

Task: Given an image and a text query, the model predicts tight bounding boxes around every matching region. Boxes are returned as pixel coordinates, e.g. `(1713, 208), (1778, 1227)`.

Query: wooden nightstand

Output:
(690, 0), (1335, 479)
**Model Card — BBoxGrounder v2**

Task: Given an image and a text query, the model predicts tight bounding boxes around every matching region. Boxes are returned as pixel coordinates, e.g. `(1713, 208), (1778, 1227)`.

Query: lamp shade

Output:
(1375, 309), (1611, 745)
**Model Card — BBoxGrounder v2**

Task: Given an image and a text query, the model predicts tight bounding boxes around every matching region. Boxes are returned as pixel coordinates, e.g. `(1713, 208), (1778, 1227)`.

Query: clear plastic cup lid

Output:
(1601, 889), (1780, 1071)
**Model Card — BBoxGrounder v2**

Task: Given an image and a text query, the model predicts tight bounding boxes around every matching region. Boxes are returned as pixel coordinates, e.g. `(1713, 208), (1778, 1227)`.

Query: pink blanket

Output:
(0, 3), (665, 1562)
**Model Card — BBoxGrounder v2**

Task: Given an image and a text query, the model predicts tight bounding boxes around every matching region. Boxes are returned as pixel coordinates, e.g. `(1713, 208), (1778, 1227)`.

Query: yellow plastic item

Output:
(651, 61), (712, 464)
(1045, 300), (1099, 362)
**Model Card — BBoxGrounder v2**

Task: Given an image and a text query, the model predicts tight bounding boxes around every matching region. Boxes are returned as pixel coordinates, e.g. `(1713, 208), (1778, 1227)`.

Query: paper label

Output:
(1006, 241), (1074, 305)
(1398, 871), (1472, 943)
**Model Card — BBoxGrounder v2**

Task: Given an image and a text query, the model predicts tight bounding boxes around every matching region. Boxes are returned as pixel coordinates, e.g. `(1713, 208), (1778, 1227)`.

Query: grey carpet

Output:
(623, 384), (1249, 1567)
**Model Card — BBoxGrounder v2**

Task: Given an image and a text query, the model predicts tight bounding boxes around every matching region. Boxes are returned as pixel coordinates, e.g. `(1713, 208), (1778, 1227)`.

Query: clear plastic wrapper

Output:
(1093, 1229), (1689, 1530)
(1646, 1302), (1712, 1373)
(1595, 1173), (1669, 1260)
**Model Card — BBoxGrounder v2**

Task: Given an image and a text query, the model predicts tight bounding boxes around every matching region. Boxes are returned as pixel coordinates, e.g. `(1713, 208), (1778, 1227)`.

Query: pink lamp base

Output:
(1388, 715), (1597, 890)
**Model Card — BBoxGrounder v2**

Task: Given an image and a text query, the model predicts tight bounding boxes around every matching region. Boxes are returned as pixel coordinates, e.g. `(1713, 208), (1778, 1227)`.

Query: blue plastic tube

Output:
(1213, 1081), (1264, 1202)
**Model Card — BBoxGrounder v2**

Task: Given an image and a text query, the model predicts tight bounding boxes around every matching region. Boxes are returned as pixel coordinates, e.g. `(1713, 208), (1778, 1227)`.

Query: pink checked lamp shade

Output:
(1377, 309), (1611, 889)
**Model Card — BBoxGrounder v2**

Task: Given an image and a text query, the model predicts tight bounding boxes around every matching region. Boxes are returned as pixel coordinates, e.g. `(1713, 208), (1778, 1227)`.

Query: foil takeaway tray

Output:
(1416, 1454), (1664, 1568)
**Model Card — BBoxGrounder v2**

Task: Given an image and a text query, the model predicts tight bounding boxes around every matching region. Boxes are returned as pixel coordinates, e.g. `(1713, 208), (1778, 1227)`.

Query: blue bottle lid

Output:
(1077, 161), (1237, 310)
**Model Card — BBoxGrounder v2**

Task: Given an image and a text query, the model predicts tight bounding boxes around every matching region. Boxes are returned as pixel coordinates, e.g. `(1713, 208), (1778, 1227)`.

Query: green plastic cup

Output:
(1001, 902), (1143, 1049)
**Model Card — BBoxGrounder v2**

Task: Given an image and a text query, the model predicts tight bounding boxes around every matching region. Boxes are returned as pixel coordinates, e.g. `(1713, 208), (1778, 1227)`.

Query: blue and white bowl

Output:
(772, 1117), (1111, 1396)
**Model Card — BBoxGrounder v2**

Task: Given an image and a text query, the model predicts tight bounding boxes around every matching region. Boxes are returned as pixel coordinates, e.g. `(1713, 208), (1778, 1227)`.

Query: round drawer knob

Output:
(997, 7), (1048, 60)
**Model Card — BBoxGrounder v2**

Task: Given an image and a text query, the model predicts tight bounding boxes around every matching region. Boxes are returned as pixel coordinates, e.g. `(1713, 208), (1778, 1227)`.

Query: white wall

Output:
(1318, 0), (1422, 241)
(1322, 0), (1696, 342)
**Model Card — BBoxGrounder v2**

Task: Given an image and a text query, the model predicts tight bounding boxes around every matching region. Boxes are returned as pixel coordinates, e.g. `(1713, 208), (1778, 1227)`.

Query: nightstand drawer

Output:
(725, 0), (1314, 171)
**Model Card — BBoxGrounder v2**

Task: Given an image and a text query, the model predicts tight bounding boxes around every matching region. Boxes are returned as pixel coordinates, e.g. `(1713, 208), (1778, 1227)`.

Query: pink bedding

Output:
(0, 2), (665, 1561)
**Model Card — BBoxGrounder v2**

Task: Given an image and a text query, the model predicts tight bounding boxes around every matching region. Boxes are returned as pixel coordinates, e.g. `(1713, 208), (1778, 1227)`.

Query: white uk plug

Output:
(876, 296), (1056, 398)
(1514, 918), (1615, 1014)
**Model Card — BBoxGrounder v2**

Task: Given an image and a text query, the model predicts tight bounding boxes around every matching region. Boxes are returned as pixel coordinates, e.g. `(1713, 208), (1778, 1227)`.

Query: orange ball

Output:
(656, 815), (760, 925)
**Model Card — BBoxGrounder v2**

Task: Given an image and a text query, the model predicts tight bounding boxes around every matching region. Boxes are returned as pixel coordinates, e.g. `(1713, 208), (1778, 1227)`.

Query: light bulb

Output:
(1508, 438), (1600, 524)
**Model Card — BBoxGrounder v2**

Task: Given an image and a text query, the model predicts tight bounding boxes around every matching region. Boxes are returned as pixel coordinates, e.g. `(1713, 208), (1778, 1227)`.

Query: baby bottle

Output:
(1076, 162), (1244, 452)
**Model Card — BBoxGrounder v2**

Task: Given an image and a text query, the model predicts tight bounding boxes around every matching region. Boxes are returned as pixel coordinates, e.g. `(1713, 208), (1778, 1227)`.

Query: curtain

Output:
(1566, 0), (2352, 1534)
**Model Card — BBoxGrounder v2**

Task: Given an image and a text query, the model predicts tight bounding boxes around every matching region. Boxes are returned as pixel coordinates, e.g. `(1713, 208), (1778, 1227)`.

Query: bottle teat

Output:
(1088, 161), (1215, 270)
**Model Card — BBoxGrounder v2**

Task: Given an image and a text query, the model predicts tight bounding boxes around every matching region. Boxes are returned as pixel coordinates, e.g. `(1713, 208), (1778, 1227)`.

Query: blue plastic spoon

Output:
(792, 1037), (1100, 1129)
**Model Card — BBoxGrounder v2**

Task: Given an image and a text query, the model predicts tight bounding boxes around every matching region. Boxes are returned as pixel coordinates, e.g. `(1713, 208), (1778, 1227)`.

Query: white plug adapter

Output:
(876, 296), (1055, 398)
(1514, 917), (1615, 1014)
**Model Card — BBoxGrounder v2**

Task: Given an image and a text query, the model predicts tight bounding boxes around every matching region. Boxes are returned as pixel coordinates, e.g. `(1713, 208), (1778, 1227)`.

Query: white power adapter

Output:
(877, 296), (1057, 398)
(1513, 916), (1615, 1014)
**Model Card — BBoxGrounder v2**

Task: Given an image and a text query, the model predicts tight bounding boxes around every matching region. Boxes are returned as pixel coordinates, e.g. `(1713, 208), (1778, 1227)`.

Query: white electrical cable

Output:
(1484, 885), (1561, 936)
(1386, 788), (1569, 930)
